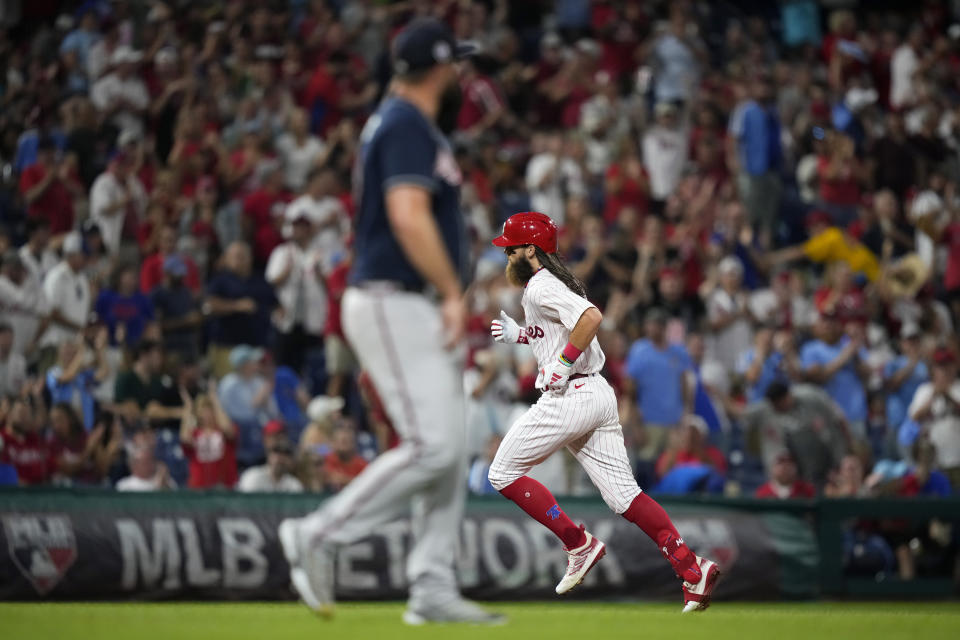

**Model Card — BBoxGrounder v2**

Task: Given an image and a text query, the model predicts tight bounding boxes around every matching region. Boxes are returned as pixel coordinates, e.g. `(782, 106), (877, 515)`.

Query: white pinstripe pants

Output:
(298, 286), (467, 606)
(488, 374), (643, 514)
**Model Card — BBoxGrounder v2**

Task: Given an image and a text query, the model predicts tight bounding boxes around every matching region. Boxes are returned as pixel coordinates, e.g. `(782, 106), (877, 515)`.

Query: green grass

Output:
(2, 601), (960, 640)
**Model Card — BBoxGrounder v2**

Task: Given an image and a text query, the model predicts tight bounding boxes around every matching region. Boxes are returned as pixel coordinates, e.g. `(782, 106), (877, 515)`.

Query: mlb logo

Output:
(3, 514), (77, 595)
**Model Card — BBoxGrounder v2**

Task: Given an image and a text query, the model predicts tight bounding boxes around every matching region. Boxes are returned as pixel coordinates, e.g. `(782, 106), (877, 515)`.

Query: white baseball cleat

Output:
(278, 518), (335, 618)
(681, 556), (721, 613)
(555, 529), (606, 595)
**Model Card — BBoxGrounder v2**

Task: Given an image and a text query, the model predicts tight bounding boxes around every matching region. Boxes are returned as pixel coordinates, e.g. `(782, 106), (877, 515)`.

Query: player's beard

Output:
(506, 255), (536, 286)
(436, 82), (463, 135)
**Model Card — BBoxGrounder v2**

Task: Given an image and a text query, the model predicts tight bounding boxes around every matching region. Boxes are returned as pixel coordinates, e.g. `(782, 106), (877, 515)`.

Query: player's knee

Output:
(487, 462), (518, 492)
(602, 487), (642, 515)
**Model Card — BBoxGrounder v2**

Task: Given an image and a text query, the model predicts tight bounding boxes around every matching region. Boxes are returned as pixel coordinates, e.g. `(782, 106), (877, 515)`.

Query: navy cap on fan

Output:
(391, 17), (477, 75)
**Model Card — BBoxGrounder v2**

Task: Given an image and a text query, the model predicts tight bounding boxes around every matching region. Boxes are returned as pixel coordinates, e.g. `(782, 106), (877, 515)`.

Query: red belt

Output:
(569, 373), (596, 381)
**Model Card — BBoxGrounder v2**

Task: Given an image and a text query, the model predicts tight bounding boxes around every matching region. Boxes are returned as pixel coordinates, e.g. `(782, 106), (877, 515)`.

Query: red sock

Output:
(499, 476), (587, 548)
(622, 493), (701, 583)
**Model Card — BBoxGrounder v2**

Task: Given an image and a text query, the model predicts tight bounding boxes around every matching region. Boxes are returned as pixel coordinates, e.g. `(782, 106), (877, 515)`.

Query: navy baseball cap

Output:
(392, 17), (477, 75)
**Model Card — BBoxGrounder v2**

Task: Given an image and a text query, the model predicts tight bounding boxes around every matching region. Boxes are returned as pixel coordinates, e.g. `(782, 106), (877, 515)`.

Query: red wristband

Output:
(560, 342), (583, 366)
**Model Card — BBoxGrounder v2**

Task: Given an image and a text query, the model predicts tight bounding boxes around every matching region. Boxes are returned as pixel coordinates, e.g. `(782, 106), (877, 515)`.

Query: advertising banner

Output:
(0, 492), (818, 601)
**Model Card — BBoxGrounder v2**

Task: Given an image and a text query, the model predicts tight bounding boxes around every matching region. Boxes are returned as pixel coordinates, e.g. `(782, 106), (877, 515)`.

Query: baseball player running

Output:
(488, 211), (720, 612)
(278, 18), (502, 625)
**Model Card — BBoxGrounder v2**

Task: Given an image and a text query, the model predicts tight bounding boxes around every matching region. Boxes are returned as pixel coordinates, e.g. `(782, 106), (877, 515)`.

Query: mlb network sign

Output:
(0, 500), (806, 600)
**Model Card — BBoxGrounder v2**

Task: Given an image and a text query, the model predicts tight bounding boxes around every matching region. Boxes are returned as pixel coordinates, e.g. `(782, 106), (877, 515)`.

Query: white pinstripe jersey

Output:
(521, 268), (605, 388)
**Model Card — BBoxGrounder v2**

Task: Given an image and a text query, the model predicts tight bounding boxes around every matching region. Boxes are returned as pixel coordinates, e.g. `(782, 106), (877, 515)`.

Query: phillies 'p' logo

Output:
(525, 325), (544, 340)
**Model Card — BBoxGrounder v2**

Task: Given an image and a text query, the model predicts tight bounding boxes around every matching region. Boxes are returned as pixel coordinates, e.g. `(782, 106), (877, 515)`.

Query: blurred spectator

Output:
(38, 233), (90, 366)
(883, 324), (930, 434)
(86, 18), (121, 83)
(655, 415), (727, 489)
(89, 324), (124, 411)
(0, 395), (51, 485)
(704, 256), (754, 372)
(204, 242), (276, 377)
(738, 327), (802, 403)
(218, 345), (280, 468)
(116, 429), (176, 491)
(296, 395), (345, 492)
(890, 26), (924, 110)
(603, 139), (649, 225)
(642, 102), (688, 208)
(649, 7), (704, 106)
(263, 420), (289, 455)
(18, 219), (58, 287)
(287, 166), (350, 273)
(624, 308), (693, 461)
(323, 422), (368, 492)
(262, 355), (310, 445)
(855, 190), (914, 261)
(150, 256), (203, 361)
(179, 384), (237, 489)
(914, 185), (960, 320)
(238, 441), (304, 493)
(908, 347), (960, 490)
(89, 152), (148, 256)
(814, 261), (865, 319)
(766, 212), (880, 283)
(868, 439), (952, 498)
(59, 10), (100, 73)
(755, 449), (816, 499)
(744, 382), (850, 488)
(0, 324), (27, 396)
(46, 334), (109, 431)
(244, 167), (291, 265)
(47, 403), (121, 486)
(95, 263), (154, 347)
(90, 46), (149, 138)
(687, 331), (733, 439)
(275, 108), (327, 192)
(816, 131), (867, 226)
(826, 452), (870, 498)
(871, 112), (915, 199)
(525, 131), (586, 226)
(730, 76), (783, 247)
(18, 137), (83, 235)
(457, 57), (508, 140)
(139, 225), (201, 294)
(801, 312), (870, 436)
(81, 220), (113, 290)
(114, 339), (181, 426)
(265, 205), (327, 373)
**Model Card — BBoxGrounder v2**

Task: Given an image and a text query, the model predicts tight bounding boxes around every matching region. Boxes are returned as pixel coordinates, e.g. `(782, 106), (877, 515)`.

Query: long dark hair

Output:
(52, 402), (84, 440)
(534, 247), (587, 298)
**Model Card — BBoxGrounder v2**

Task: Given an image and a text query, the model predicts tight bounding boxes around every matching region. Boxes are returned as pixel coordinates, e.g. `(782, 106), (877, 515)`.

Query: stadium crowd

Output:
(0, 0), (959, 560)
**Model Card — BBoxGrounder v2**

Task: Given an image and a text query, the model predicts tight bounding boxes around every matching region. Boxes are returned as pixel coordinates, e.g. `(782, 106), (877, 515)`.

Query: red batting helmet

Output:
(491, 211), (558, 254)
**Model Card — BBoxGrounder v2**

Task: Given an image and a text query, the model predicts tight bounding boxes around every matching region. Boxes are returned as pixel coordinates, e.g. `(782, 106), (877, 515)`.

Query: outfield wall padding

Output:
(0, 489), (824, 601)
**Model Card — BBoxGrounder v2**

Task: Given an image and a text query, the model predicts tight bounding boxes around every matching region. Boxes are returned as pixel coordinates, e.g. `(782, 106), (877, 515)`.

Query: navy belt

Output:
(569, 373), (597, 381)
